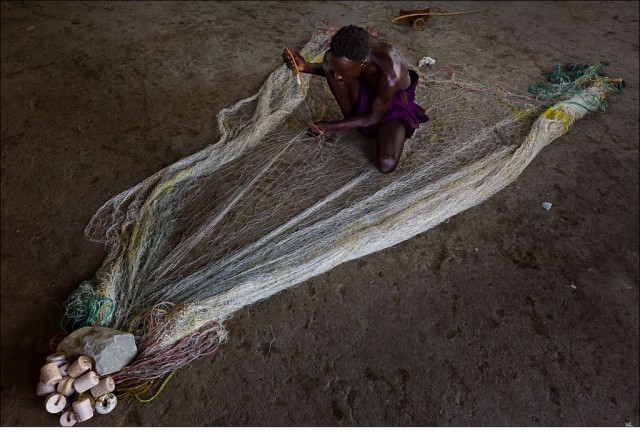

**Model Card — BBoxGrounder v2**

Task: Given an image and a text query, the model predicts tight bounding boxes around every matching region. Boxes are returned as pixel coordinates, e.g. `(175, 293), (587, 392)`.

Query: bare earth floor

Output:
(1, 0), (638, 427)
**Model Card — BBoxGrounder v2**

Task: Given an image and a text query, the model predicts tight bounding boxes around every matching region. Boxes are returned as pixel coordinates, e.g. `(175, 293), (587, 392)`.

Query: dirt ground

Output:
(1, 0), (638, 427)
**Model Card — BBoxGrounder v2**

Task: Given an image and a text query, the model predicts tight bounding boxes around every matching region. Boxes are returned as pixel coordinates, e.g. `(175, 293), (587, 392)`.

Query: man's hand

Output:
(307, 122), (339, 141)
(282, 48), (306, 74)
(307, 122), (326, 138)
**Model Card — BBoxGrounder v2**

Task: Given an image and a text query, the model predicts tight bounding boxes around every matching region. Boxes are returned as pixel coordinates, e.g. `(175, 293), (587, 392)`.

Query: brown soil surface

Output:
(2, 0), (638, 427)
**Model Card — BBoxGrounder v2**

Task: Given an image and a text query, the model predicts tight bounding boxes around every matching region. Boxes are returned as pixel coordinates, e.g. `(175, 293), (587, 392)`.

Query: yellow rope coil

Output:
(134, 371), (176, 403)
(117, 371), (177, 403)
(542, 107), (571, 133)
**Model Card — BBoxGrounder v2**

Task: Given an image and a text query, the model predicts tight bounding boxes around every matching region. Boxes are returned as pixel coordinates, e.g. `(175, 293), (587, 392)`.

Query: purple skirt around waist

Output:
(355, 69), (429, 138)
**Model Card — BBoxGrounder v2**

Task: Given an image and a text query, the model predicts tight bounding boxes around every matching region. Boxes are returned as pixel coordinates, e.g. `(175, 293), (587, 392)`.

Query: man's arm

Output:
(302, 62), (325, 77)
(283, 49), (326, 77)
(318, 75), (399, 131)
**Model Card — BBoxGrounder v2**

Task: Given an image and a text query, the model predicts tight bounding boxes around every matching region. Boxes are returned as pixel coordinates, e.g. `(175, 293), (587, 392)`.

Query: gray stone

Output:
(57, 327), (137, 376)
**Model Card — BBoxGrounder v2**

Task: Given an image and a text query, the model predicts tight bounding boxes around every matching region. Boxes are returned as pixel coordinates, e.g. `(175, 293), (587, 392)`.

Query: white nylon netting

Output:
(67, 27), (611, 383)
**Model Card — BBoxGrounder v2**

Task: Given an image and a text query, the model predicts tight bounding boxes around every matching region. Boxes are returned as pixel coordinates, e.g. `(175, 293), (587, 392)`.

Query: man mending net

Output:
(283, 24), (429, 173)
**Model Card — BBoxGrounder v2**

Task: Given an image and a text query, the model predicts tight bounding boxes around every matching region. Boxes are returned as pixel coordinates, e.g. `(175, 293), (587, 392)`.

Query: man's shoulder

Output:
(375, 43), (407, 70)
(378, 52), (408, 84)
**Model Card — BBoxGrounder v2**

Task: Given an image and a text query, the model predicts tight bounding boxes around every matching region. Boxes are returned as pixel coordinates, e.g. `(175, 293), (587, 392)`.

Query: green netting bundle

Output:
(528, 63), (624, 110)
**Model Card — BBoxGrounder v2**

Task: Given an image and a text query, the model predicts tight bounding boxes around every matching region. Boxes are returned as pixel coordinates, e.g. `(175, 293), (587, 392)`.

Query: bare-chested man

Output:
(283, 25), (429, 173)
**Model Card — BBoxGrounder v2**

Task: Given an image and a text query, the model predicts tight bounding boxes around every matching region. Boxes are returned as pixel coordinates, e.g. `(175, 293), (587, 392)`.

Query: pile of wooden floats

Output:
(37, 352), (117, 426)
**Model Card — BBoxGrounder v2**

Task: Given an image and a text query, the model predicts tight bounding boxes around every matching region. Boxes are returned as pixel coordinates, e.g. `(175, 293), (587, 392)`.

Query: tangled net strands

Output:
(55, 23), (623, 401)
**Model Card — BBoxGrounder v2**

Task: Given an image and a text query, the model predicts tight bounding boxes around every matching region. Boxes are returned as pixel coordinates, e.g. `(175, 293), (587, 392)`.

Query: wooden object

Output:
(40, 363), (63, 386)
(36, 381), (56, 397)
(60, 410), (77, 427)
(90, 376), (115, 398)
(72, 396), (94, 422)
(392, 8), (480, 31)
(45, 393), (66, 414)
(74, 371), (99, 393)
(56, 376), (76, 396)
(393, 8), (431, 31)
(67, 356), (92, 378)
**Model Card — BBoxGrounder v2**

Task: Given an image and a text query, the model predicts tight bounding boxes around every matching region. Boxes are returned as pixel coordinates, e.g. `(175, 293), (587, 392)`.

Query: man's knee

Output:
(375, 120), (406, 174)
(377, 155), (398, 174)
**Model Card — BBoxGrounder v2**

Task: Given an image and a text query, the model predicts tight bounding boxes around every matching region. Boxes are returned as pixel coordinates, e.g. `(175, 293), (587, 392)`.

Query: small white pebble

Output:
(418, 56), (436, 67)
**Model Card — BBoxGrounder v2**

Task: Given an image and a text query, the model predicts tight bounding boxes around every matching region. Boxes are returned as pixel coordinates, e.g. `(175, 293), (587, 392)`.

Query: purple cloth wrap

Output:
(355, 70), (429, 138)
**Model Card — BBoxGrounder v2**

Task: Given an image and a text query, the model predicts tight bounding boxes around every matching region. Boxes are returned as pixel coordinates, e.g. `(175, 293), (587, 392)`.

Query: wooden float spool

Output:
(40, 363), (63, 386)
(90, 376), (115, 398)
(60, 410), (77, 427)
(67, 356), (92, 378)
(74, 371), (100, 394)
(72, 395), (94, 422)
(44, 393), (67, 414)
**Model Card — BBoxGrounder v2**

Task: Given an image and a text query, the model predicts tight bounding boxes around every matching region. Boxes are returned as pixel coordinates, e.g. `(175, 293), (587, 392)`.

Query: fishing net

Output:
(54, 24), (623, 399)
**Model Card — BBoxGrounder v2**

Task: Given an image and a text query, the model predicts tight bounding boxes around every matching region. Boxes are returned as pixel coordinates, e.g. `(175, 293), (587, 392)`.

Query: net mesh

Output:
(58, 24), (622, 393)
